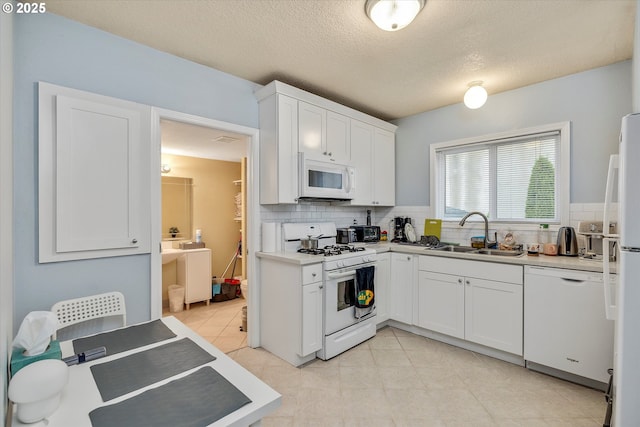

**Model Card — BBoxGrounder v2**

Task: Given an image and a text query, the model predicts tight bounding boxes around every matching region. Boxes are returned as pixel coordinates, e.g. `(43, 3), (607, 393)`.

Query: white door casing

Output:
(149, 108), (261, 347)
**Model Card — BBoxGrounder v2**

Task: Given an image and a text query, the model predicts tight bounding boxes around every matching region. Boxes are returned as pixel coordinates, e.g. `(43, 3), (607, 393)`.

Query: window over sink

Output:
(430, 122), (570, 224)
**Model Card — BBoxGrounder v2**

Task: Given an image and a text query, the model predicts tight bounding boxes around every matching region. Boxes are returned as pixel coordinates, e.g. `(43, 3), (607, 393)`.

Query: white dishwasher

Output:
(524, 265), (614, 384)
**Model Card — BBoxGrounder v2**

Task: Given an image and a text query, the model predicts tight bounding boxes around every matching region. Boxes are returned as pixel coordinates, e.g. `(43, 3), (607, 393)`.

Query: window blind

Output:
(437, 131), (560, 222)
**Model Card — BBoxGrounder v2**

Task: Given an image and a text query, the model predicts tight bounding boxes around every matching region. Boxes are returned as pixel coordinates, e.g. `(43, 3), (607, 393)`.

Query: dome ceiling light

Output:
(464, 81), (488, 109)
(365, 0), (426, 32)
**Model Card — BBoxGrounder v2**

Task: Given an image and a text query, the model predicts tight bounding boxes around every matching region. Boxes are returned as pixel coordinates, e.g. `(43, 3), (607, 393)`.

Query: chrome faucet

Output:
(459, 211), (496, 248)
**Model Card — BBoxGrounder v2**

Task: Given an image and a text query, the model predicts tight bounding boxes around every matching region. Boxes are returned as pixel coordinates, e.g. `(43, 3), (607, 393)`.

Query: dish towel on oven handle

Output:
(354, 265), (375, 319)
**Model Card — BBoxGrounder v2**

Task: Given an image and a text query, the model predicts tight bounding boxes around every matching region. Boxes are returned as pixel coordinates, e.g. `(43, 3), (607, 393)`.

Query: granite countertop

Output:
(256, 242), (615, 273)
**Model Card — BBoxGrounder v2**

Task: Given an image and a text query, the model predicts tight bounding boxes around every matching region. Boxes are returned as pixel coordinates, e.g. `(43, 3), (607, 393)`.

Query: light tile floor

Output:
(226, 327), (608, 426)
(163, 297), (247, 353)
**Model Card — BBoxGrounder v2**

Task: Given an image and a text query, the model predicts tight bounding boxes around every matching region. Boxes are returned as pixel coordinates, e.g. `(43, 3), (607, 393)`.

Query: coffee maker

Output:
(393, 217), (410, 242)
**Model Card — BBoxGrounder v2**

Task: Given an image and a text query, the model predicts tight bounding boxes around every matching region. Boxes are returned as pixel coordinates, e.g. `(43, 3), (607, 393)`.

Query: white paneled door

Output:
(39, 82), (151, 262)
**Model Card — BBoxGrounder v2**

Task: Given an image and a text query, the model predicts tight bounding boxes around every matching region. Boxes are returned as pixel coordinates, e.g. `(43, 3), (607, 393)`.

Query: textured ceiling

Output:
(160, 119), (248, 162)
(46, 0), (636, 121)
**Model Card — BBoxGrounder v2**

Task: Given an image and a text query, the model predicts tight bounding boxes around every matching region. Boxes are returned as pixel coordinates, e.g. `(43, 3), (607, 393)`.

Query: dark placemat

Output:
(90, 338), (215, 401)
(72, 319), (176, 355)
(89, 367), (252, 427)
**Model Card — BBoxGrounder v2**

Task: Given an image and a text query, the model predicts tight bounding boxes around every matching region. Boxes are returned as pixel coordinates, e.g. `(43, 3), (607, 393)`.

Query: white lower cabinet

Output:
(374, 252), (391, 324)
(417, 271), (464, 339)
(464, 276), (523, 355)
(177, 249), (212, 309)
(260, 259), (323, 366)
(301, 280), (323, 357)
(389, 253), (415, 325)
(417, 256), (523, 356)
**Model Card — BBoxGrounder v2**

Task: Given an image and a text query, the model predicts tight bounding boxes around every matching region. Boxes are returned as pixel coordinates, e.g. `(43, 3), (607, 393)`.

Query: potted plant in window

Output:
(169, 227), (179, 238)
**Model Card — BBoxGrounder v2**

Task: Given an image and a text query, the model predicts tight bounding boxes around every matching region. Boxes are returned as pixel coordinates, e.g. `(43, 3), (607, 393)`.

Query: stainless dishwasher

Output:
(524, 265), (615, 384)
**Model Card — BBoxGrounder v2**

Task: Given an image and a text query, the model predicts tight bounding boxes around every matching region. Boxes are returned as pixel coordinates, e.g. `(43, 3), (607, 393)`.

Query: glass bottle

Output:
(538, 224), (550, 245)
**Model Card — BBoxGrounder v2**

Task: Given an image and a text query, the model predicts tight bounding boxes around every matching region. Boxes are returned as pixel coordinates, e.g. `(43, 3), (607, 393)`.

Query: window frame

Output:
(429, 122), (570, 225)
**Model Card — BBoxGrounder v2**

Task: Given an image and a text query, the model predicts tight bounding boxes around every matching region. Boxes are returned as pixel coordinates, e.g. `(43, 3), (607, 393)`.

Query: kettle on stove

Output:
(557, 226), (579, 256)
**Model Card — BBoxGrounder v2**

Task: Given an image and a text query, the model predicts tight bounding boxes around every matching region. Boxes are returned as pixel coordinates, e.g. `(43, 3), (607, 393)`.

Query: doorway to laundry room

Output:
(159, 118), (250, 354)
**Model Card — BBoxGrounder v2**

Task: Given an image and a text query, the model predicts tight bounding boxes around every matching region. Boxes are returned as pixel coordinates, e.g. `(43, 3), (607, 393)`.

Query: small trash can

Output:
(241, 305), (247, 332)
(168, 284), (185, 313)
(240, 279), (248, 299)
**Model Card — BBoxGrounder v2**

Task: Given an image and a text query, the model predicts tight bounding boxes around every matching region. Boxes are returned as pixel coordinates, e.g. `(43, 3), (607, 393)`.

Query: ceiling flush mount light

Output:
(464, 81), (488, 109)
(365, 0), (425, 32)
(213, 135), (240, 144)
(161, 164), (171, 174)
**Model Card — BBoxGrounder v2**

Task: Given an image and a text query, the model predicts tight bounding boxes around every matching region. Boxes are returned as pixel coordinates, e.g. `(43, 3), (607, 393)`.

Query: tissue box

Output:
(179, 241), (205, 249)
(11, 340), (62, 376)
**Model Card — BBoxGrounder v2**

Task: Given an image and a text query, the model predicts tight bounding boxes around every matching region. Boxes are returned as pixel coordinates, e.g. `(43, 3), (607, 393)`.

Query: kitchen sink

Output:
(432, 245), (478, 253)
(475, 249), (524, 257)
(431, 245), (524, 257)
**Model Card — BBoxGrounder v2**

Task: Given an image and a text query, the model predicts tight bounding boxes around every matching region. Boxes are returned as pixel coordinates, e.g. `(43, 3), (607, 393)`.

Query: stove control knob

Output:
(337, 261), (345, 268)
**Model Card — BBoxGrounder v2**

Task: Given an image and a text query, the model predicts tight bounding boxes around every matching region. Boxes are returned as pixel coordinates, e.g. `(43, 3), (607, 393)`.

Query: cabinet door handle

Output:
(328, 152), (332, 157)
(466, 280), (470, 285)
(319, 285), (323, 289)
(312, 272), (317, 277)
(131, 238), (138, 244)
(458, 278), (463, 284)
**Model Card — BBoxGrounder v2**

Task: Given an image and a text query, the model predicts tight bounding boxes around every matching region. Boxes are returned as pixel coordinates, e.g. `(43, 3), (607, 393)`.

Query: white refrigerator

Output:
(603, 112), (640, 425)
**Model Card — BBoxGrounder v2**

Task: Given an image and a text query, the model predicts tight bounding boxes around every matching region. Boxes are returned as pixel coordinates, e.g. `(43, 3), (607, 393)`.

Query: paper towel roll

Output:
(262, 222), (276, 252)
(275, 223), (282, 251)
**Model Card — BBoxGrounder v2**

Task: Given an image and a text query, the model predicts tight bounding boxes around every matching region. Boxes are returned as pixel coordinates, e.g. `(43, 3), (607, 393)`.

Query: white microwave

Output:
(298, 153), (355, 200)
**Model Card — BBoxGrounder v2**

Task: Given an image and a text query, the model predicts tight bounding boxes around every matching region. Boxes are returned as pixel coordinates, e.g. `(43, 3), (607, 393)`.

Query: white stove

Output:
(281, 223), (376, 267)
(321, 246), (376, 271)
(281, 222), (378, 360)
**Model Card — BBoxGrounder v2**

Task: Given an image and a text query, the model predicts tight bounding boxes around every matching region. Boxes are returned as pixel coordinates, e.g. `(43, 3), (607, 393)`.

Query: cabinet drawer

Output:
(419, 256), (523, 285)
(302, 263), (323, 284)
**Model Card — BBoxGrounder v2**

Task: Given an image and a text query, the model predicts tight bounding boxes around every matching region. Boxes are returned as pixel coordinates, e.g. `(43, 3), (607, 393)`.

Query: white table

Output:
(11, 316), (281, 427)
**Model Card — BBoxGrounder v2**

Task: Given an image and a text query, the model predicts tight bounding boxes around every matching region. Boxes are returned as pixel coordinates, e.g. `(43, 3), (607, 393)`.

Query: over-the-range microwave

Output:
(298, 153), (355, 201)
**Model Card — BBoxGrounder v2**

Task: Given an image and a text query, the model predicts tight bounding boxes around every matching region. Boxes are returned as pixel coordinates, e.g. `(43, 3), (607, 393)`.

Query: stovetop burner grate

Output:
(297, 248), (326, 255)
(297, 245), (367, 257)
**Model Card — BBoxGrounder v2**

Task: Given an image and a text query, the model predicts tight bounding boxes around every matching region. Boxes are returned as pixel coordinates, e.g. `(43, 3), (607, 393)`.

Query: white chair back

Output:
(51, 292), (126, 340)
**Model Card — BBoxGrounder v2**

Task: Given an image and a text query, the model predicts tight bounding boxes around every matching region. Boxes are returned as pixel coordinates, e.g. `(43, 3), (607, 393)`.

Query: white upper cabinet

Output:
(349, 120), (395, 206)
(298, 102), (326, 160)
(372, 128), (395, 206)
(299, 102), (351, 164)
(258, 93), (299, 204)
(255, 80), (396, 205)
(350, 120), (374, 205)
(39, 82), (151, 263)
(325, 111), (351, 164)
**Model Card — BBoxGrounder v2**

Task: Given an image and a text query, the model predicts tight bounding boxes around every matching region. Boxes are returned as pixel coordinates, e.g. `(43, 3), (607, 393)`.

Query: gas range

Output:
(298, 245), (377, 270)
(298, 245), (367, 256)
(281, 222), (378, 361)
(282, 223), (377, 270)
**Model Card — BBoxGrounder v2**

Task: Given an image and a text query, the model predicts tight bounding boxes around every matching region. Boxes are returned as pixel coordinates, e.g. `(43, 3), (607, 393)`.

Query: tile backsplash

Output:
(261, 202), (618, 249)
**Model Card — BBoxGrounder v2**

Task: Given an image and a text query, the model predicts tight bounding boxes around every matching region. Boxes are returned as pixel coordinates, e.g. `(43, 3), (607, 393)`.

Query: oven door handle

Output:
(326, 271), (355, 280)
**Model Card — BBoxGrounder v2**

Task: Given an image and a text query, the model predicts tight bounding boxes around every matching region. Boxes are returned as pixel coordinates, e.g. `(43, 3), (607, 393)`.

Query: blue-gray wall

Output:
(13, 13), (260, 330)
(634, 0), (640, 113)
(393, 61), (633, 206)
(12, 13), (635, 330)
